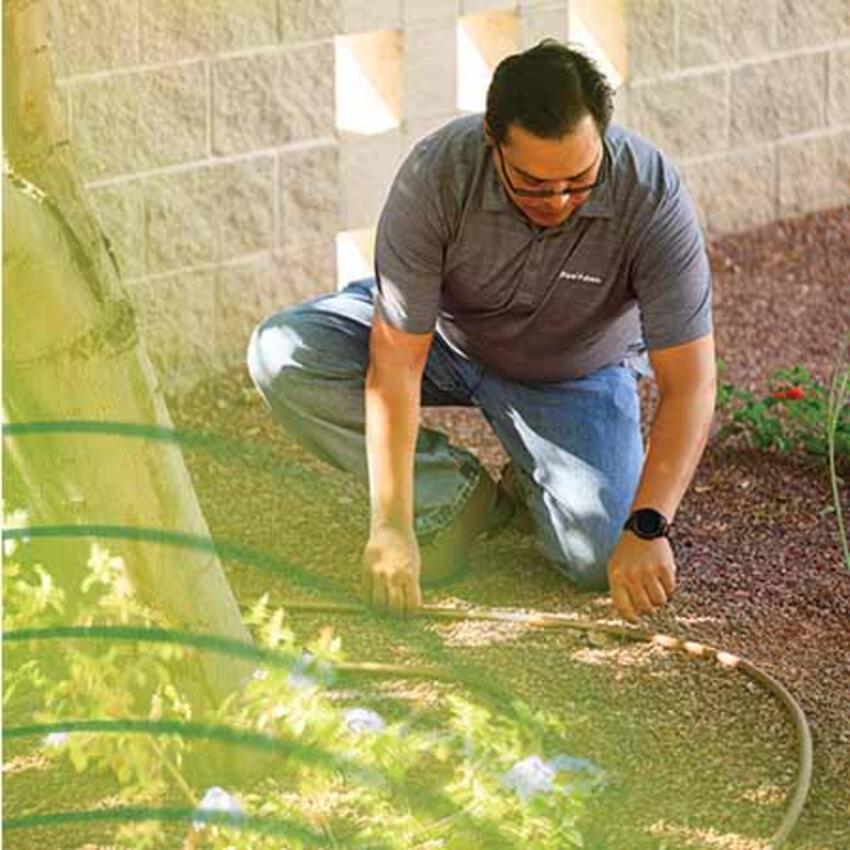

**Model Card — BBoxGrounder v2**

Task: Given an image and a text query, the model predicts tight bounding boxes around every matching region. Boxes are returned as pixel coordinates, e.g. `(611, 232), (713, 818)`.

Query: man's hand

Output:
(607, 533), (676, 623)
(362, 525), (423, 616)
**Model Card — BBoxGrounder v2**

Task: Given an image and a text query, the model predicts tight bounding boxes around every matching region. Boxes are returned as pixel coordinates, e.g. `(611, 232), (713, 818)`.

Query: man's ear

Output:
(483, 119), (494, 146)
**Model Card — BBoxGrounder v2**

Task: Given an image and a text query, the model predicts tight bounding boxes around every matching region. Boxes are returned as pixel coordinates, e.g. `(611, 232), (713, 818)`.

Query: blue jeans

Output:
(246, 278), (646, 591)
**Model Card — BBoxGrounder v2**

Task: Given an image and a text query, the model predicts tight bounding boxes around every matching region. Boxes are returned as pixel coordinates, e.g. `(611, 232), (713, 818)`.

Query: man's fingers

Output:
(371, 578), (388, 610)
(404, 576), (422, 616)
(645, 575), (668, 608)
(409, 579), (423, 611)
(658, 565), (676, 596)
(387, 582), (405, 616)
(629, 584), (656, 616)
(611, 582), (637, 623)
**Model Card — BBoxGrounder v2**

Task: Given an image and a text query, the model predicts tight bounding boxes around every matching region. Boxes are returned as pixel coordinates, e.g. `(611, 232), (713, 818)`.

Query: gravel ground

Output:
(167, 205), (849, 849)
(4, 207), (848, 850)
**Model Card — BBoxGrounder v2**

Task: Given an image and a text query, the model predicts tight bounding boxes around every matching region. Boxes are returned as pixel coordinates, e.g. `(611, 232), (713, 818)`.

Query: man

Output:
(247, 40), (716, 623)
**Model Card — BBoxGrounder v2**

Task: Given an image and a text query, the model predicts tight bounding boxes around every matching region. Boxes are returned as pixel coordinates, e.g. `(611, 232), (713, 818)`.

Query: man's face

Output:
(486, 114), (603, 229)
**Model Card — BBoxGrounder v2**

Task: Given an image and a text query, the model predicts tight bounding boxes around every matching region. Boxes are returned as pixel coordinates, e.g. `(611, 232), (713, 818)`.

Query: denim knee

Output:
(535, 525), (615, 592)
(246, 310), (302, 398)
(549, 552), (611, 592)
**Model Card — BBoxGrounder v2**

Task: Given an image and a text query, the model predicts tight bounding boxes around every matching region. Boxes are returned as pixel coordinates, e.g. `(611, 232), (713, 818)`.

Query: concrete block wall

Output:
(621, 0), (850, 235)
(46, 0), (561, 394)
(44, 1), (849, 395)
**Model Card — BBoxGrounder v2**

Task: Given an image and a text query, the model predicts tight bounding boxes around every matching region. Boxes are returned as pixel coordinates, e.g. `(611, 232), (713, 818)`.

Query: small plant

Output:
(714, 361), (850, 460)
(713, 331), (850, 569)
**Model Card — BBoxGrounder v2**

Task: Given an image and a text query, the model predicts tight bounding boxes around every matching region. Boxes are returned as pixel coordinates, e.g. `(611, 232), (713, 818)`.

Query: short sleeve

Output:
(630, 176), (713, 350)
(373, 150), (448, 334)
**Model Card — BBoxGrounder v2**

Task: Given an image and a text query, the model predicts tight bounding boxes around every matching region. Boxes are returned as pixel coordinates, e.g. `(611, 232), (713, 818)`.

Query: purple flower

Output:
(192, 787), (244, 829)
(502, 755), (556, 800)
(344, 707), (386, 734)
(287, 651), (335, 690)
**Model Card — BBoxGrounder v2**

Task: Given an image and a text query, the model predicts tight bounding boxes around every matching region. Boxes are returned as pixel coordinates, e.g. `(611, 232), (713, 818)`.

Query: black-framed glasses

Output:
(496, 143), (607, 198)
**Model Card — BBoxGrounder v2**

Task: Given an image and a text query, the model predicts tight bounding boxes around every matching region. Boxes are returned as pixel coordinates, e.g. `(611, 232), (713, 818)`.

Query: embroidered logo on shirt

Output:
(559, 270), (603, 285)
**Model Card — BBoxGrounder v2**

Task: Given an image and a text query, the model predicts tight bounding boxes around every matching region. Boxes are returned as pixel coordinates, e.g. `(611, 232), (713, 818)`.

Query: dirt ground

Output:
(4, 206), (849, 850)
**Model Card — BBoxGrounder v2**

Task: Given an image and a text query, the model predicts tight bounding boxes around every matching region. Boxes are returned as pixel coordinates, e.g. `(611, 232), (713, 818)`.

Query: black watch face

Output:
(635, 510), (664, 536)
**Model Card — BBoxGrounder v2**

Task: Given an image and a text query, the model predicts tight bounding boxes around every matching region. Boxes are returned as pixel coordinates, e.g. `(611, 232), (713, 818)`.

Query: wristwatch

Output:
(623, 508), (671, 540)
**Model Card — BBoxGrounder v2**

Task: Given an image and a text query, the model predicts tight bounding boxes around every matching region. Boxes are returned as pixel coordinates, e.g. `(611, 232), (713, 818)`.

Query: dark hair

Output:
(485, 39), (614, 145)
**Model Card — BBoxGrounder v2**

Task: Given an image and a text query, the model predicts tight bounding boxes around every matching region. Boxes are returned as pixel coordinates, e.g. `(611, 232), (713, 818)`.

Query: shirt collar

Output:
(480, 135), (615, 220)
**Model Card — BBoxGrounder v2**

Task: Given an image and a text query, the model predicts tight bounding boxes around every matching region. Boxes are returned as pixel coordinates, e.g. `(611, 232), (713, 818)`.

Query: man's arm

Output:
(365, 310), (433, 531)
(608, 332), (717, 622)
(362, 309), (434, 615)
(629, 332), (717, 520)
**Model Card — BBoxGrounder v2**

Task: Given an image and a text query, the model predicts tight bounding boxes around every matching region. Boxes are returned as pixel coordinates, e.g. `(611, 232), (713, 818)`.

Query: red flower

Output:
(771, 385), (805, 400)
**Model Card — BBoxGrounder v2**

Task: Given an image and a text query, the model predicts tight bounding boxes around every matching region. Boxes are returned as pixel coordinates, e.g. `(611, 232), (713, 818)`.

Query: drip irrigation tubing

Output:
(275, 600), (813, 850)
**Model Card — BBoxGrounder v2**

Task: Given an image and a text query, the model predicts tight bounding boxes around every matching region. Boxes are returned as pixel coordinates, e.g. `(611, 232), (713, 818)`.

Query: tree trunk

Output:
(3, 0), (254, 710)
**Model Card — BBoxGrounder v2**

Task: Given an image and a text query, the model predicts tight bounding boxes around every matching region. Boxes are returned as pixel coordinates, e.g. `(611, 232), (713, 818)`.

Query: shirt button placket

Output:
(517, 235), (546, 311)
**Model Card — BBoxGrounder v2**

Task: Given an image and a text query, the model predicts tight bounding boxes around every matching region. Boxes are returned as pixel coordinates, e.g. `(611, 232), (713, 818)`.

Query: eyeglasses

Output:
(496, 143), (607, 198)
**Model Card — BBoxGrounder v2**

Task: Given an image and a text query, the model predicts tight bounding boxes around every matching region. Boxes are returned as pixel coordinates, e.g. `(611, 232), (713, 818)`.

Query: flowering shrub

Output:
(3, 526), (606, 850)
(714, 360), (850, 460)
(713, 338), (850, 569)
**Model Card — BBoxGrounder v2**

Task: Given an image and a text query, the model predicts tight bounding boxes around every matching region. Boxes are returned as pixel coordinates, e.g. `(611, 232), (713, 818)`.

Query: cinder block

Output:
(731, 53), (827, 147)
(458, 11), (519, 112)
(834, 131), (850, 206)
(569, 0), (627, 87)
(404, 19), (458, 118)
(140, 0), (278, 62)
(340, 130), (403, 229)
(629, 71), (728, 159)
(272, 242), (339, 302)
(89, 182), (146, 280)
(336, 30), (403, 133)
(681, 146), (777, 235)
(778, 132), (850, 216)
(623, 0), (676, 81)
(279, 144), (341, 249)
(213, 254), (281, 370)
(47, 0), (138, 76)
(776, 0), (850, 50)
(142, 158), (275, 274)
(519, 3), (568, 49)
(829, 47), (850, 126)
(404, 0), (460, 26)
(212, 45), (335, 155)
(71, 63), (207, 180)
(340, 0), (403, 33)
(280, 0), (340, 43)
(679, 0), (774, 68)
(217, 159), (279, 261)
(127, 270), (216, 396)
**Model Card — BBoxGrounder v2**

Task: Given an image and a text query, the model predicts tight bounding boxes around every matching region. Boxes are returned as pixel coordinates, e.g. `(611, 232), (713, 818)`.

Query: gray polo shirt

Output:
(373, 112), (713, 383)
